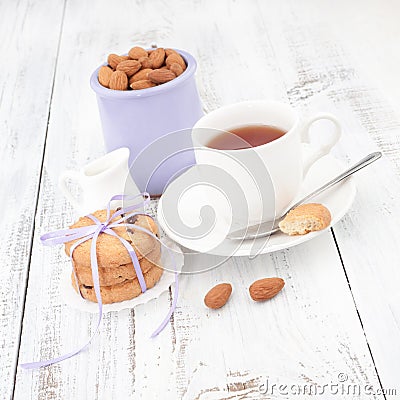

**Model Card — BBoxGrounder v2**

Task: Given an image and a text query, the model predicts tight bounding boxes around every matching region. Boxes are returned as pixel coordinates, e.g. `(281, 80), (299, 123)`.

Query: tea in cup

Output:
(191, 100), (341, 228)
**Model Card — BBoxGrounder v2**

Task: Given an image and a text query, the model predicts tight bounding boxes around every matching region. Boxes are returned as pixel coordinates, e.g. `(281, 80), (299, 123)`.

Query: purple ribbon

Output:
(20, 194), (178, 369)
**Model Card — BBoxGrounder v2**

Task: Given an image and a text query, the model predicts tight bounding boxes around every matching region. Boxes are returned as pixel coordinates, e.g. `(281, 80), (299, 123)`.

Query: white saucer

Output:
(157, 149), (356, 256)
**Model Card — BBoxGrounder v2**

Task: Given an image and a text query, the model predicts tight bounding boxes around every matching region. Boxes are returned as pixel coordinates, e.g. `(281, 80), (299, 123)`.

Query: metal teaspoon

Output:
(227, 152), (382, 240)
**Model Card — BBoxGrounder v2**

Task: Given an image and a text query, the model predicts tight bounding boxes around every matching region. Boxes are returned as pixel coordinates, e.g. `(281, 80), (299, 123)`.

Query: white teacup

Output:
(192, 100), (341, 228)
(59, 147), (139, 214)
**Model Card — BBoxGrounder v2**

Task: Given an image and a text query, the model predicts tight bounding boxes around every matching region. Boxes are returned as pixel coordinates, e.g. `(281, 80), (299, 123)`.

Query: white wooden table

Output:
(1, 0), (400, 399)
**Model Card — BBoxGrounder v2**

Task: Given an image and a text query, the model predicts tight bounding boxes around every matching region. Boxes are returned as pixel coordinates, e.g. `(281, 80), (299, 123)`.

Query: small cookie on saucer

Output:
(279, 203), (331, 235)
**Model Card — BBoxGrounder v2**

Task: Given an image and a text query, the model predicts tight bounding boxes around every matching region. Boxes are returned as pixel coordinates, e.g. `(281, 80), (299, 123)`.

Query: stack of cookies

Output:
(65, 209), (163, 304)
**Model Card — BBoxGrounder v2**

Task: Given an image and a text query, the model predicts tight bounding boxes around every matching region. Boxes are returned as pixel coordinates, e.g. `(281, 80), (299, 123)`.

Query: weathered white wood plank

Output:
(175, 236), (383, 399)
(253, 0), (400, 393)
(12, 0), (399, 399)
(14, 1), (177, 398)
(314, 0), (400, 126)
(0, 1), (65, 399)
(326, 97), (400, 390)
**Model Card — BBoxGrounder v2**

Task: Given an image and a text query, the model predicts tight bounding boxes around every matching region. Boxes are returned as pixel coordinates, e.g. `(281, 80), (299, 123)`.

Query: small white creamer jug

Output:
(59, 147), (139, 214)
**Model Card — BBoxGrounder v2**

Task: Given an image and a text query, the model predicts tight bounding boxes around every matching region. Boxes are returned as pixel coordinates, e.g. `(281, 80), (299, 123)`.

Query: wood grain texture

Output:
(253, 0), (400, 393)
(14, 1), (176, 399)
(2, 0), (399, 399)
(0, 1), (65, 399)
(172, 240), (383, 399)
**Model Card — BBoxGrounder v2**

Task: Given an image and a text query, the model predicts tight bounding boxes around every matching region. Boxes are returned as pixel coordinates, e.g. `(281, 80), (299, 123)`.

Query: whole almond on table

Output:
(129, 68), (153, 84)
(138, 56), (153, 69)
(116, 60), (141, 77)
(148, 69), (176, 84)
(204, 283), (232, 309)
(130, 80), (156, 90)
(165, 53), (186, 70)
(107, 54), (130, 69)
(149, 47), (165, 69)
(169, 62), (184, 77)
(128, 46), (148, 60)
(109, 70), (128, 90)
(249, 278), (285, 302)
(98, 65), (113, 87)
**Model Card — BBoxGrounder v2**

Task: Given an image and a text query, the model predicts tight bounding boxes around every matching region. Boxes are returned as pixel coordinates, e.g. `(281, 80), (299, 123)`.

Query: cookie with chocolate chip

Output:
(64, 209), (159, 269)
(73, 244), (161, 286)
(71, 265), (163, 304)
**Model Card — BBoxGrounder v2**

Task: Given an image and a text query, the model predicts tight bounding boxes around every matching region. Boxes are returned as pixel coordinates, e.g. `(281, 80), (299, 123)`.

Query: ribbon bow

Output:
(21, 194), (178, 369)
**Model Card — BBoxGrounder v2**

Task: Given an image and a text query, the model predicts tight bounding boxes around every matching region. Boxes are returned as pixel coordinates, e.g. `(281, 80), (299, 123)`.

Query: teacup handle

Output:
(58, 171), (83, 210)
(301, 113), (341, 175)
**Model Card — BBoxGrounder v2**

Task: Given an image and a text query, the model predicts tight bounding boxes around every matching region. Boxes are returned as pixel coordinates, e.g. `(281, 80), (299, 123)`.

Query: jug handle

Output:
(58, 171), (82, 210)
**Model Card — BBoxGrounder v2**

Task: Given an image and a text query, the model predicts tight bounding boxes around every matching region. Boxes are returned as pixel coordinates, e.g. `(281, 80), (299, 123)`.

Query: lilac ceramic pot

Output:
(90, 49), (203, 195)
